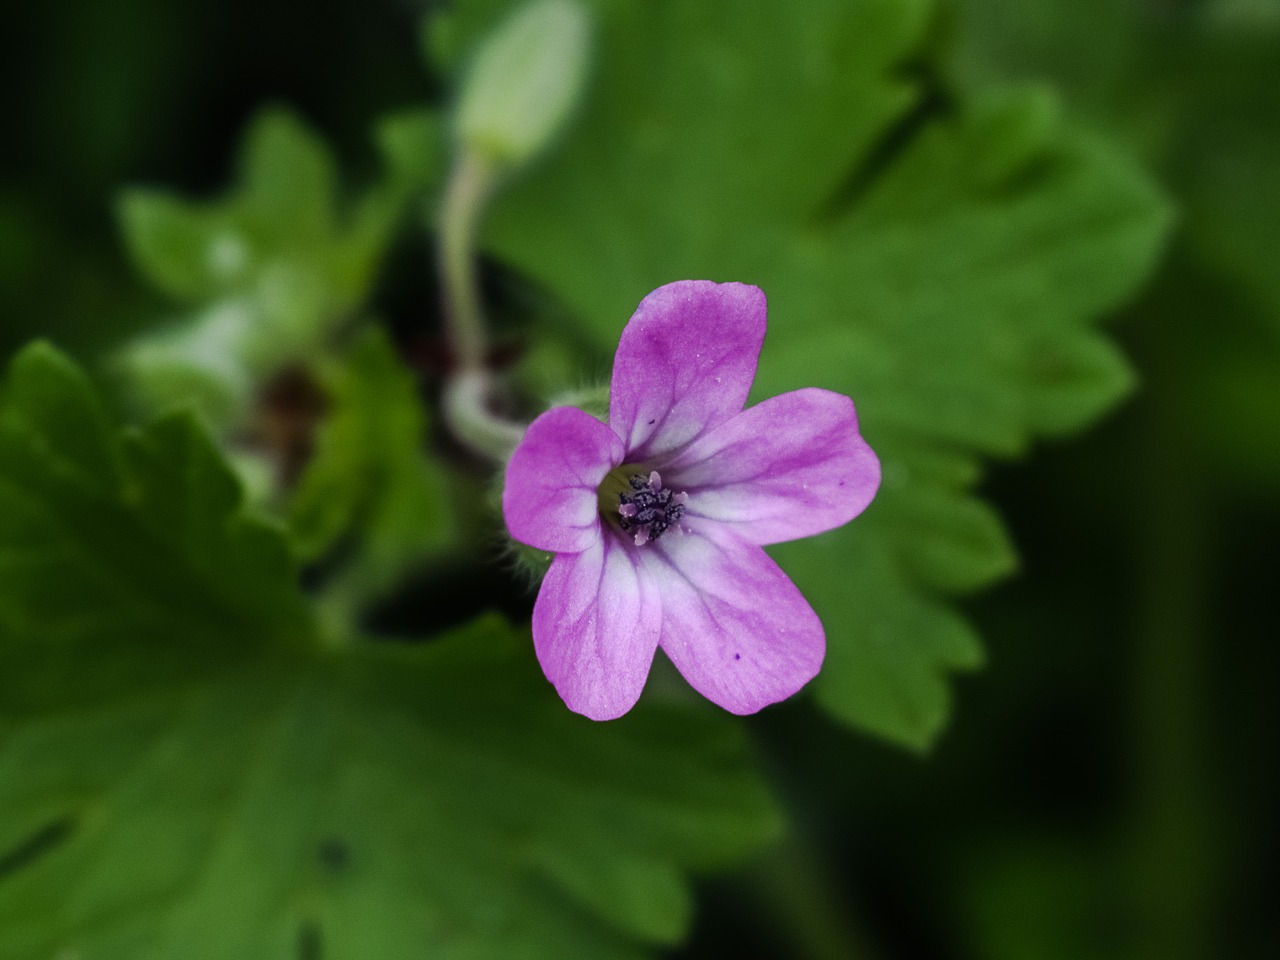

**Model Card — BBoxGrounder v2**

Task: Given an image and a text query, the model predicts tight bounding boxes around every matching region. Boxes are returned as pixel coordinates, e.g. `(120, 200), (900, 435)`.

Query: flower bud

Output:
(455, 0), (591, 170)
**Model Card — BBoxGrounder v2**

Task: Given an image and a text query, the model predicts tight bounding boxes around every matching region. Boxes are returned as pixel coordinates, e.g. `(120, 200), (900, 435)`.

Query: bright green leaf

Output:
(951, 0), (1280, 487)
(0, 621), (778, 960)
(443, 0), (1170, 748)
(0, 344), (778, 957)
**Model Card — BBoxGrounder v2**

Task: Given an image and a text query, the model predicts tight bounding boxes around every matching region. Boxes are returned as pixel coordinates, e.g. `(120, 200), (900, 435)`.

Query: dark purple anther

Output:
(617, 470), (687, 545)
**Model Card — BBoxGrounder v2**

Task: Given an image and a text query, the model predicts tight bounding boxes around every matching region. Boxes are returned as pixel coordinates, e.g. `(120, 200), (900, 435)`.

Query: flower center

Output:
(601, 469), (688, 546)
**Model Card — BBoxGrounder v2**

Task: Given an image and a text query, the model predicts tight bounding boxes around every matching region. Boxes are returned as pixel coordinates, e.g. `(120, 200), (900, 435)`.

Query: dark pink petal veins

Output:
(533, 537), (663, 720)
(647, 527), (824, 715)
(503, 406), (624, 554)
(667, 388), (881, 545)
(609, 280), (766, 464)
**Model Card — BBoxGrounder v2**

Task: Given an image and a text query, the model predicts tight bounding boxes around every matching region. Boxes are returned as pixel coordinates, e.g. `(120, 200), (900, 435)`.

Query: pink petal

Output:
(609, 280), (766, 464)
(503, 406), (624, 553)
(667, 388), (881, 545)
(647, 526), (824, 714)
(533, 536), (662, 720)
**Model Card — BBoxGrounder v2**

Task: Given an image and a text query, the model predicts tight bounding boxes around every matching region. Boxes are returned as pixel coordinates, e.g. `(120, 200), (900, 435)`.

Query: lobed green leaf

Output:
(0, 344), (778, 957)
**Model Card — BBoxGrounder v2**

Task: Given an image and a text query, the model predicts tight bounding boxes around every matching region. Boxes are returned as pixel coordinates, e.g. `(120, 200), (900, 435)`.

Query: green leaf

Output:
(0, 343), (309, 713)
(0, 622), (777, 960)
(116, 107), (446, 428)
(289, 328), (454, 597)
(950, 0), (1280, 335)
(116, 192), (244, 302)
(443, 0), (1170, 748)
(236, 109), (338, 250)
(0, 343), (778, 957)
(949, 0), (1280, 490)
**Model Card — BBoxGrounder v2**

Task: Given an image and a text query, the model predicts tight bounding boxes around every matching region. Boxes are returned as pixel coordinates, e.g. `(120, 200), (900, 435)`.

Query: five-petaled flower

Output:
(503, 280), (880, 719)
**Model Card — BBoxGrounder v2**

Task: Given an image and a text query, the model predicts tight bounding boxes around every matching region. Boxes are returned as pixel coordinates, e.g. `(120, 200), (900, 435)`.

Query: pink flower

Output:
(503, 280), (881, 719)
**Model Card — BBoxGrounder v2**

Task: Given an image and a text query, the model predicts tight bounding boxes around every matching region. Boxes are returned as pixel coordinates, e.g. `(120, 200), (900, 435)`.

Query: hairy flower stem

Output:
(439, 149), (493, 374)
(438, 147), (526, 462)
(443, 370), (526, 463)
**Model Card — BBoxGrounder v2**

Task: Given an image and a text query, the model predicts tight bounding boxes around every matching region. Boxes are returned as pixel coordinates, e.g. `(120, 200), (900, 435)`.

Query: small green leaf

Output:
(117, 106), (445, 430)
(237, 108), (338, 250)
(2, 341), (122, 484)
(117, 192), (245, 302)
(354, 109), (447, 245)
(376, 109), (445, 188)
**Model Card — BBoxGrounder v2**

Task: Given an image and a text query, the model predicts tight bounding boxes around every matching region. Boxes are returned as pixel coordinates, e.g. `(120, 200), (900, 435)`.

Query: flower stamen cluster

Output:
(617, 471), (687, 545)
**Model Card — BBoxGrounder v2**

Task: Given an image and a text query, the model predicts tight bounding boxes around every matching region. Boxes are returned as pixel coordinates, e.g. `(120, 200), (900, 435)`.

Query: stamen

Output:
(616, 470), (687, 546)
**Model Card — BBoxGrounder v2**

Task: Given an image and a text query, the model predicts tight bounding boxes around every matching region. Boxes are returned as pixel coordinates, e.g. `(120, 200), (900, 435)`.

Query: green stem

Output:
(443, 370), (526, 463)
(437, 147), (526, 462)
(439, 149), (496, 375)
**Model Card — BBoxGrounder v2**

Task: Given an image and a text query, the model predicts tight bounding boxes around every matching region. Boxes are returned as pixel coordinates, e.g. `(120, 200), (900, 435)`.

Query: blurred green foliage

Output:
(289, 327), (455, 607)
(0, 0), (1275, 958)
(117, 109), (442, 427)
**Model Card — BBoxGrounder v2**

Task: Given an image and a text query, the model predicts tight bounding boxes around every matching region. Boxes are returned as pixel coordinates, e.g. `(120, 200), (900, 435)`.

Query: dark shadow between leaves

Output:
(816, 61), (954, 223)
(297, 919), (323, 960)
(0, 816), (76, 882)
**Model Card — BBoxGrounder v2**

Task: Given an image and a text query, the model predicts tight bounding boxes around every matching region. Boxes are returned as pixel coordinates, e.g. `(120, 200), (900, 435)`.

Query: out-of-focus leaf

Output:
(953, 0), (1280, 331)
(116, 193), (245, 303)
(952, 0), (1280, 485)
(0, 344), (778, 958)
(116, 107), (445, 427)
(356, 108), (446, 248)
(1167, 35), (1280, 337)
(945, 0), (1136, 127)
(289, 328), (454, 595)
(0, 343), (309, 712)
(440, 0), (1170, 748)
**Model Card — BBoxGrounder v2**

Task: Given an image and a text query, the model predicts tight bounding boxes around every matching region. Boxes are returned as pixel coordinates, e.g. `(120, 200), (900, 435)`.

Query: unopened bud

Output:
(455, 0), (591, 170)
